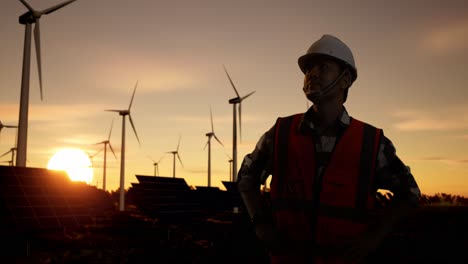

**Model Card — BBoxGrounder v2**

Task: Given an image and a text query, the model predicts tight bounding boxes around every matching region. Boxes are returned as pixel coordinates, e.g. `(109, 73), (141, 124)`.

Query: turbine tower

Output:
(224, 153), (233, 182)
(223, 65), (255, 182)
(106, 81), (141, 211)
(204, 106), (224, 187)
(15, 0), (77, 167)
(0, 121), (18, 145)
(94, 119), (117, 191)
(167, 135), (183, 178)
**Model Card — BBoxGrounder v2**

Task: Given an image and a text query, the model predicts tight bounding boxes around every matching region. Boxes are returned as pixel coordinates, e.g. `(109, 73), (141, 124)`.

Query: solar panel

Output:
(0, 165), (111, 234)
(222, 181), (244, 209)
(128, 175), (203, 222)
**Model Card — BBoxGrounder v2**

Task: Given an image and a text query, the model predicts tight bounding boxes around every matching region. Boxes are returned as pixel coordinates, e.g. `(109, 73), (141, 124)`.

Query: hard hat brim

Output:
(298, 53), (357, 81)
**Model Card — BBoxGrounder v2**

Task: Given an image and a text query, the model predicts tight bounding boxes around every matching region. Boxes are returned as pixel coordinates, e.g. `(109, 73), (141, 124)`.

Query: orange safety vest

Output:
(270, 113), (381, 263)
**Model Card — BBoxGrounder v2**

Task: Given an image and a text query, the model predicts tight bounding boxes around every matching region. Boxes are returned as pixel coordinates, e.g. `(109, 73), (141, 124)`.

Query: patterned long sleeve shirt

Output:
(237, 107), (421, 217)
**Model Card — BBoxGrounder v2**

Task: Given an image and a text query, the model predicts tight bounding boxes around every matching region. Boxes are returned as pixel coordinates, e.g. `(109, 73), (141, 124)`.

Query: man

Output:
(237, 34), (421, 263)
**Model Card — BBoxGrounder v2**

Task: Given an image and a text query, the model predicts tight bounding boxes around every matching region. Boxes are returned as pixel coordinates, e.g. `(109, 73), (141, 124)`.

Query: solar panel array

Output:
(0, 165), (105, 234)
(128, 175), (203, 222)
(128, 176), (246, 222)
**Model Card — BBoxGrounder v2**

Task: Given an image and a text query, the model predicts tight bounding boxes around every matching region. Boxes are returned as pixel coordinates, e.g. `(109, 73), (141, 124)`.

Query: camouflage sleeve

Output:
(374, 133), (421, 206)
(237, 124), (275, 191)
(236, 124), (276, 218)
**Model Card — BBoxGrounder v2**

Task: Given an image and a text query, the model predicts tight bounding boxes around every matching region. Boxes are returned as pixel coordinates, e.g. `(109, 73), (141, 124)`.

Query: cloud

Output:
(88, 50), (206, 93)
(420, 19), (468, 56)
(391, 106), (468, 131)
(415, 156), (468, 164)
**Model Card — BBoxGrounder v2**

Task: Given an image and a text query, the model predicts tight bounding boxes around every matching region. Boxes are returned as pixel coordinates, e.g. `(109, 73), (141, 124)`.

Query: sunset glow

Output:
(47, 148), (93, 184)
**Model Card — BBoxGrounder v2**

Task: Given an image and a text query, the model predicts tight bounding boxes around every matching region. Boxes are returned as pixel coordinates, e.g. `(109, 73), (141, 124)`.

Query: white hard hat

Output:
(298, 34), (357, 81)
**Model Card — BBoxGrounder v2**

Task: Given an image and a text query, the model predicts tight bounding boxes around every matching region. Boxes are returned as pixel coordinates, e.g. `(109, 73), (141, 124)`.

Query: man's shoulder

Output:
(276, 113), (303, 121)
(350, 116), (382, 131)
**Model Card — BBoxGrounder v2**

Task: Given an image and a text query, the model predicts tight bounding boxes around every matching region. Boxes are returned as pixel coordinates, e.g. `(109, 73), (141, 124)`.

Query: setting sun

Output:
(47, 148), (94, 184)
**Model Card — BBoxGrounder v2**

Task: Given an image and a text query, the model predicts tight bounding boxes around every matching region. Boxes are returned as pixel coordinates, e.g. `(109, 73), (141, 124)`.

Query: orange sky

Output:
(1, 0), (467, 197)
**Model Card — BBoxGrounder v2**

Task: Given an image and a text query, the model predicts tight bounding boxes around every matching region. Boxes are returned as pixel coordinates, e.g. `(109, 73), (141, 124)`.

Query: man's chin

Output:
(305, 91), (322, 102)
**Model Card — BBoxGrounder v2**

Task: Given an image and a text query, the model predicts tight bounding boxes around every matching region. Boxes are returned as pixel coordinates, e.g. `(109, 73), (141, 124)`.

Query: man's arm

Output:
(237, 126), (274, 220)
(344, 134), (421, 263)
(237, 125), (284, 250)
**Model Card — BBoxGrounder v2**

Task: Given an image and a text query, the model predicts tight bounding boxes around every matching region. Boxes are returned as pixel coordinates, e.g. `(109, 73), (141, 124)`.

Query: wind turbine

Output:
(167, 135), (183, 178)
(86, 149), (102, 167)
(94, 119), (117, 191)
(1, 147), (17, 167)
(148, 154), (165, 176)
(0, 121), (18, 145)
(223, 65), (255, 182)
(223, 152), (233, 182)
(105, 81), (141, 211)
(204, 106), (224, 187)
(15, 0), (77, 167)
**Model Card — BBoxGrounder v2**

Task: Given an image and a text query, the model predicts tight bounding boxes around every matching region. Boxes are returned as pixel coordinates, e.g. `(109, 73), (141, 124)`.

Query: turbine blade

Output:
(128, 81), (138, 110)
(105, 109), (122, 113)
(177, 153), (184, 168)
(157, 155), (165, 163)
(210, 106), (214, 132)
(214, 134), (224, 147)
(222, 65), (240, 97)
(19, 0), (34, 12)
(147, 154), (155, 162)
(42, 0), (76, 15)
(108, 143), (117, 160)
(128, 115), (141, 146)
(91, 148), (103, 158)
(34, 21), (43, 101)
(108, 118), (114, 140)
(176, 135), (181, 151)
(240, 91), (255, 101)
(0, 150), (11, 159)
(203, 140), (208, 150)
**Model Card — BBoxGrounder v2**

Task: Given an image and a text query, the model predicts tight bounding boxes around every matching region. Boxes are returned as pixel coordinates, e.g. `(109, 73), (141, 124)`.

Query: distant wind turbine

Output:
(106, 81), (141, 211)
(86, 149), (102, 167)
(1, 147), (17, 167)
(15, 0), (77, 167)
(94, 119), (117, 191)
(0, 121), (18, 145)
(224, 153), (233, 182)
(223, 65), (255, 182)
(204, 106), (224, 187)
(167, 135), (183, 178)
(148, 154), (165, 176)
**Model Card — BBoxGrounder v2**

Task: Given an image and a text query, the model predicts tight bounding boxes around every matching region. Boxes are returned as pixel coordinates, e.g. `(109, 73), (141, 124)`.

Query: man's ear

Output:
(342, 70), (352, 89)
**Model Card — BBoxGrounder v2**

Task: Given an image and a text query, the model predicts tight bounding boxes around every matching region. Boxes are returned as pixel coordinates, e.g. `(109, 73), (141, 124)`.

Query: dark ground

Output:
(2, 205), (468, 264)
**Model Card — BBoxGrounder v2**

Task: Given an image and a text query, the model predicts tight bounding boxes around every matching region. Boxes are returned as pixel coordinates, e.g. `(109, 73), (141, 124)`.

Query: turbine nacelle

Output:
(228, 97), (240, 104)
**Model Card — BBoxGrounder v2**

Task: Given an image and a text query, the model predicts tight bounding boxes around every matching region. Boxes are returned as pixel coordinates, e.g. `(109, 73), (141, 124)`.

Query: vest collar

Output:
(299, 106), (351, 134)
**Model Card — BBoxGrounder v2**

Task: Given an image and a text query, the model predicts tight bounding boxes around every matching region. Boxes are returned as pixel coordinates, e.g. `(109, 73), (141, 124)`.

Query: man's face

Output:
(302, 57), (344, 103)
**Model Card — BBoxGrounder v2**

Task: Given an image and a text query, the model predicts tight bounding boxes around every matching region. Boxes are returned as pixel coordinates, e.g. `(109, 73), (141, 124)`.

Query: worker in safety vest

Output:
(237, 34), (421, 264)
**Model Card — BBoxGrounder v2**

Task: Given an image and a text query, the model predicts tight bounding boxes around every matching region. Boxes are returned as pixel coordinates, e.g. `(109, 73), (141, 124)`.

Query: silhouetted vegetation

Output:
(419, 193), (468, 206)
